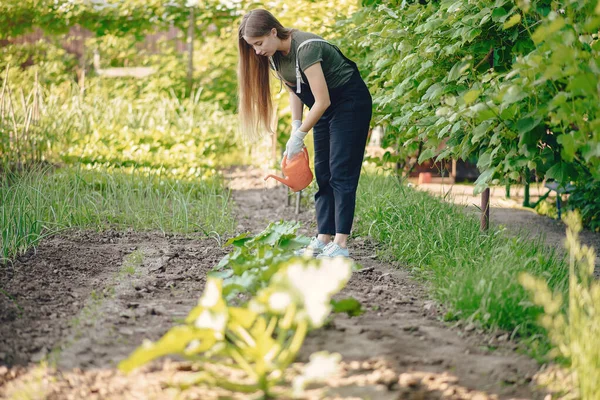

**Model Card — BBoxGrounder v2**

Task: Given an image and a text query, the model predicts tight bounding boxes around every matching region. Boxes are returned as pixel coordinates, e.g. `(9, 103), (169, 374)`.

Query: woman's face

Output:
(243, 28), (278, 57)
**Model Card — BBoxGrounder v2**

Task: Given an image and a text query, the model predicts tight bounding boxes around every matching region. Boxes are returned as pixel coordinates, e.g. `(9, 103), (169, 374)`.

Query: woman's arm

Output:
(297, 63), (331, 133)
(285, 84), (304, 122)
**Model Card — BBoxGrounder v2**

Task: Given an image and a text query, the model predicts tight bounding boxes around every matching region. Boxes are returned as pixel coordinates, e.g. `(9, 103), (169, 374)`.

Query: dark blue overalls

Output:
(274, 41), (372, 235)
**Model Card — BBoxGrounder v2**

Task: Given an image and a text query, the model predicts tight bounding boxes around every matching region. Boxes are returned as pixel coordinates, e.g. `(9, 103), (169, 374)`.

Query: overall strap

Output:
(268, 56), (284, 83)
(295, 38), (329, 94)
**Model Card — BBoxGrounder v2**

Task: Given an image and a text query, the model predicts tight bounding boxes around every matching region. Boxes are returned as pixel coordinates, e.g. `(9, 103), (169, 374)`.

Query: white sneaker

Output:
(294, 237), (328, 257)
(316, 242), (350, 258)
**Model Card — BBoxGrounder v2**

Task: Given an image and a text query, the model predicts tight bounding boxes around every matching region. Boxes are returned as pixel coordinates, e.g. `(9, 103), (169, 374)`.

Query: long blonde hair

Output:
(238, 9), (292, 142)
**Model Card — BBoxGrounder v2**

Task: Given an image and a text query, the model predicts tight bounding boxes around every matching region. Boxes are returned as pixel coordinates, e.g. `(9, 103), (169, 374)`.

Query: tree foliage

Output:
(0, 0), (242, 39)
(340, 0), (600, 192)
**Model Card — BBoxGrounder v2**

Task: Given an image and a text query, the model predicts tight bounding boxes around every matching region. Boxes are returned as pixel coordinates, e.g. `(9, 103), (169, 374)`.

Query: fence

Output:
(0, 24), (186, 65)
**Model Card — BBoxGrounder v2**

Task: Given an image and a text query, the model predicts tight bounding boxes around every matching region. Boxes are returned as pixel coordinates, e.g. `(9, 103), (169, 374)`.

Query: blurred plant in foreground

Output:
(520, 211), (599, 399)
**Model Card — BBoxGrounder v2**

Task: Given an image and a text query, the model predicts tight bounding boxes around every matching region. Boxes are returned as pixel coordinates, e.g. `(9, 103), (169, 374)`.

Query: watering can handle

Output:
(282, 147), (308, 168)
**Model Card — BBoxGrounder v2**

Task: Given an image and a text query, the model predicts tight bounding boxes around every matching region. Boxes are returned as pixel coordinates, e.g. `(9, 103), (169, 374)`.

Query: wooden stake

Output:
(32, 70), (40, 125)
(295, 191), (301, 214)
(1, 65), (9, 122)
(481, 187), (490, 231)
(187, 7), (195, 96)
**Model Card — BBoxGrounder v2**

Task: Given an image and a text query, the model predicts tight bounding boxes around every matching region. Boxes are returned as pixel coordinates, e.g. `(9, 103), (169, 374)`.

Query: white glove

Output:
(291, 119), (302, 137)
(285, 120), (307, 160)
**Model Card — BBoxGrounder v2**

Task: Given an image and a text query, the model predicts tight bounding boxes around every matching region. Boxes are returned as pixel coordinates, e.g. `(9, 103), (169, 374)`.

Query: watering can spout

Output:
(264, 174), (287, 185)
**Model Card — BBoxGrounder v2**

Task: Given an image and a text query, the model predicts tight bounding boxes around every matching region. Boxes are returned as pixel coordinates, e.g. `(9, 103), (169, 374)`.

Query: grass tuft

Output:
(354, 172), (568, 355)
(0, 166), (235, 264)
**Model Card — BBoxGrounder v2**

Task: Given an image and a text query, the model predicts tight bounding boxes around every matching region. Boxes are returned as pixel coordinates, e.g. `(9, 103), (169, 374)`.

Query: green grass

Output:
(0, 166), (235, 264)
(354, 171), (569, 356)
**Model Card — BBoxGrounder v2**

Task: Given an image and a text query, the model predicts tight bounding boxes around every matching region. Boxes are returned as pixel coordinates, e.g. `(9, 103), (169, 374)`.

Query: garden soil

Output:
(1, 166), (590, 399)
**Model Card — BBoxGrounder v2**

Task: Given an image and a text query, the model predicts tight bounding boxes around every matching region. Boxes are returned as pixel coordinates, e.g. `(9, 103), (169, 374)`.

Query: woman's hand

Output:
(285, 123), (307, 159)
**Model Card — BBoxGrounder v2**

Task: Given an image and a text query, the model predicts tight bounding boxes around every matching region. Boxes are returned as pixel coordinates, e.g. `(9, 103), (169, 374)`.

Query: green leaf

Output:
(477, 151), (492, 169)
(209, 269), (234, 280)
(331, 297), (364, 317)
(444, 95), (457, 106)
(423, 83), (443, 101)
(378, 5), (399, 19)
(463, 90), (481, 105)
(418, 148), (437, 163)
(447, 1), (463, 13)
(503, 13), (521, 29)
(470, 103), (497, 122)
(567, 73), (597, 96)
(519, 126), (542, 147)
(516, 117), (539, 135)
(557, 134), (576, 162)
(247, 221), (300, 246)
(472, 121), (493, 143)
(119, 326), (216, 373)
(374, 57), (393, 70)
(447, 60), (471, 81)
(532, 17), (566, 44)
(502, 85), (527, 104)
(491, 7), (508, 22)
(474, 168), (495, 193)
(417, 78), (432, 91)
(223, 271), (257, 296)
(546, 162), (575, 184)
(224, 232), (252, 247)
(464, 28), (482, 42)
(228, 307), (258, 329)
(279, 236), (310, 250)
(584, 16), (600, 31)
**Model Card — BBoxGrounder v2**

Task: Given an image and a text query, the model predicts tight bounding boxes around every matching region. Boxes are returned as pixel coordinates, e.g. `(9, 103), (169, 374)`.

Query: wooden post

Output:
(186, 7), (195, 96)
(481, 187), (490, 231)
(295, 191), (301, 214)
(505, 184), (510, 199)
(523, 168), (530, 207)
(451, 159), (457, 181)
(79, 28), (86, 97)
(480, 49), (494, 231)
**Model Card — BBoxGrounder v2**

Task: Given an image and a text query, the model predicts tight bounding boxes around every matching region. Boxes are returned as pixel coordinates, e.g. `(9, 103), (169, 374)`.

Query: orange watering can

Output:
(264, 147), (313, 192)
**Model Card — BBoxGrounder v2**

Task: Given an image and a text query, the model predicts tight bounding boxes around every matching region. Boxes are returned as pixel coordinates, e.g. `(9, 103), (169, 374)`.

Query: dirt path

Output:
(228, 167), (545, 400)
(0, 167), (560, 399)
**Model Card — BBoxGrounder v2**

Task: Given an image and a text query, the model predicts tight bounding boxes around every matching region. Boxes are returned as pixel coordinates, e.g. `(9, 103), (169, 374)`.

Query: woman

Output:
(238, 9), (372, 258)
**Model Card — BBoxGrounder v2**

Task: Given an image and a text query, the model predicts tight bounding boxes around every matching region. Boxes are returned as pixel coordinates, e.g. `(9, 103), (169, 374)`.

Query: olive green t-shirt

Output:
(271, 30), (355, 89)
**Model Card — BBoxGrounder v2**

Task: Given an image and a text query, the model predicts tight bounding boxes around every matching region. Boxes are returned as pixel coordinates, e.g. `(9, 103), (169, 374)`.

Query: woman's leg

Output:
(312, 116), (336, 239)
(328, 88), (372, 242)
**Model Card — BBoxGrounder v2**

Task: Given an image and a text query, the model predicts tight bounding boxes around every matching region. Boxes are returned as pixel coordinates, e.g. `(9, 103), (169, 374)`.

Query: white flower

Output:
(284, 258), (352, 327)
(195, 310), (227, 339)
(199, 278), (220, 308)
(304, 351), (341, 379)
(292, 351), (342, 396)
(268, 291), (292, 312)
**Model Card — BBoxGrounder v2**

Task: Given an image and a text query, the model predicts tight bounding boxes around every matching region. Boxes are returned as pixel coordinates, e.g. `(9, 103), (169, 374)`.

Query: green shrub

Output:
(568, 180), (600, 233)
